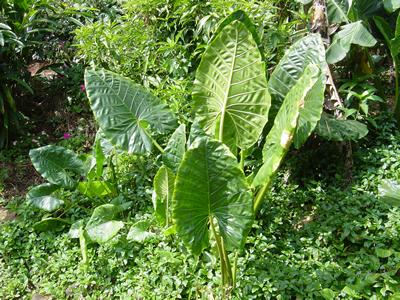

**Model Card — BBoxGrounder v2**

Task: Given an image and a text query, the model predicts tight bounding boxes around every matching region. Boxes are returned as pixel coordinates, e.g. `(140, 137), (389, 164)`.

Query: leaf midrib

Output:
(219, 24), (238, 143)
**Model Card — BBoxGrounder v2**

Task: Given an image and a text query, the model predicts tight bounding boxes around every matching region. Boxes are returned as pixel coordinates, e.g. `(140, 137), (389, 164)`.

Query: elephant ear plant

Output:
(27, 10), (327, 291)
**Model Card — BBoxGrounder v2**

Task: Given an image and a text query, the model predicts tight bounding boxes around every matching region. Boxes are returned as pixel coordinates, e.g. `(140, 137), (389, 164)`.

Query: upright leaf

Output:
(162, 124), (186, 174)
(85, 68), (178, 155)
(26, 183), (63, 212)
(268, 34), (326, 148)
(29, 145), (83, 190)
(253, 65), (320, 188)
(327, 0), (350, 24)
(85, 204), (124, 243)
(193, 20), (270, 150)
(154, 165), (175, 227)
(172, 137), (253, 256)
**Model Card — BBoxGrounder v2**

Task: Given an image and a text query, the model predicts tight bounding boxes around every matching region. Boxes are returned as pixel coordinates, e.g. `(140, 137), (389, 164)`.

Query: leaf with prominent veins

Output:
(193, 20), (270, 150)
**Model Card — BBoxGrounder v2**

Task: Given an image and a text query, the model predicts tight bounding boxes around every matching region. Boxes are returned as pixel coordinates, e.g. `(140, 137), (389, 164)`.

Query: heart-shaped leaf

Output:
(127, 220), (156, 243)
(85, 68), (178, 155)
(26, 183), (63, 212)
(193, 19), (270, 150)
(172, 137), (253, 256)
(85, 204), (124, 243)
(77, 181), (114, 198)
(30, 145), (83, 190)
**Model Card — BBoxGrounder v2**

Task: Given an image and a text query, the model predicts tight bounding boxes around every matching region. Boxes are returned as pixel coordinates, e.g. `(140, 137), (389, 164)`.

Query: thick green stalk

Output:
(253, 179), (273, 215)
(240, 149), (245, 171)
(394, 56), (400, 129)
(209, 216), (228, 287)
(365, 49), (387, 111)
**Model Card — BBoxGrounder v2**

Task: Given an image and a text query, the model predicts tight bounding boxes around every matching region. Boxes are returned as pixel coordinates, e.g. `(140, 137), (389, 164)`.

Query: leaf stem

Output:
(209, 216), (227, 287)
(253, 179), (273, 215)
(240, 149), (245, 171)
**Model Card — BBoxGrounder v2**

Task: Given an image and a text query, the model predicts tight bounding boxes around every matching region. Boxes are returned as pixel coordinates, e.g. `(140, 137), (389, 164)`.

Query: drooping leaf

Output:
(162, 124), (186, 174)
(127, 220), (156, 243)
(193, 19), (270, 150)
(316, 112), (369, 141)
(383, 0), (400, 13)
(326, 0), (350, 24)
(374, 16), (393, 45)
(29, 145), (83, 190)
(267, 34), (326, 148)
(349, 0), (384, 22)
(26, 183), (63, 212)
(85, 204), (124, 243)
(379, 180), (400, 206)
(326, 21), (377, 64)
(33, 217), (71, 231)
(172, 137), (253, 256)
(85, 68), (178, 155)
(253, 64), (320, 188)
(77, 181), (114, 198)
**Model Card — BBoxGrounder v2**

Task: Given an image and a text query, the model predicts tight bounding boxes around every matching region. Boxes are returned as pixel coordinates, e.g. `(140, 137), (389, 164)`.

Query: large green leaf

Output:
(85, 68), (178, 155)
(162, 124), (186, 174)
(268, 34), (326, 148)
(327, 0), (350, 24)
(192, 20), (270, 150)
(26, 183), (63, 212)
(127, 220), (156, 243)
(326, 21), (377, 64)
(172, 137), (253, 256)
(253, 64), (320, 188)
(379, 180), (400, 206)
(383, 0), (400, 13)
(29, 145), (83, 190)
(316, 112), (369, 141)
(84, 204), (124, 243)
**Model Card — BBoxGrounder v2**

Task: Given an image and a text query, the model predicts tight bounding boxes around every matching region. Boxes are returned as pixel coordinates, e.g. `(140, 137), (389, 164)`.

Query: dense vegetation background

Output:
(1, 0), (400, 299)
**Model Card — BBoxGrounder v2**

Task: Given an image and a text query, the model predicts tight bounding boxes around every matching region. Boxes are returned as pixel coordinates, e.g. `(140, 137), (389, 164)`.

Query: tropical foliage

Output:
(1, 0), (400, 299)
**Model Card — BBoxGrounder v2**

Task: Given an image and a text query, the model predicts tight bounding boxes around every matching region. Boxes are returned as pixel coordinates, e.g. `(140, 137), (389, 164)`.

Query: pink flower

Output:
(63, 133), (72, 139)
(60, 76), (65, 79)
(13, 141), (17, 145)
(36, 103), (39, 106)
(80, 85), (85, 91)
